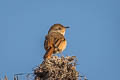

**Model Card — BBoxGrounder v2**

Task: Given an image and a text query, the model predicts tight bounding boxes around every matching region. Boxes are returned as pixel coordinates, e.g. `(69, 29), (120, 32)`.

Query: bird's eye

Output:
(58, 28), (61, 30)
(55, 27), (61, 30)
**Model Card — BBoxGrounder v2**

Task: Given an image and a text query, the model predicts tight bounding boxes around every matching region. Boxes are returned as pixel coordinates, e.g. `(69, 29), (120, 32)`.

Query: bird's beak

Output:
(65, 26), (70, 28)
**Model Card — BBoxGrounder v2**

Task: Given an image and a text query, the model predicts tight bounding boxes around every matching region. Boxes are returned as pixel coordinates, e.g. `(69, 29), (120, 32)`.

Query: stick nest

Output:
(34, 56), (79, 80)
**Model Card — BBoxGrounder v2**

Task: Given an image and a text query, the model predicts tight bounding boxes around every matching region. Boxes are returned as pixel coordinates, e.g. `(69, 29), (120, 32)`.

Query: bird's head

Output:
(48, 24), (69, 35)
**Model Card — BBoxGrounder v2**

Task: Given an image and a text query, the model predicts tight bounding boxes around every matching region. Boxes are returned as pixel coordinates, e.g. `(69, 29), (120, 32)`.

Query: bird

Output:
(43, 24), (69, 59)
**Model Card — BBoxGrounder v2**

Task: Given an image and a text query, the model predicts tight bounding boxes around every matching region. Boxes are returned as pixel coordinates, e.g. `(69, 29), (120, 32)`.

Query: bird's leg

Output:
(60, 52), (64, 58)
(59, 49), (64, 58)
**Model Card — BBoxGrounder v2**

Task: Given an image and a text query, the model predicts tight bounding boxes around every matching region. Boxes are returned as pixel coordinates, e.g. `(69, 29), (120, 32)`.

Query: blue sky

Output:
(0, 0), (120, 80)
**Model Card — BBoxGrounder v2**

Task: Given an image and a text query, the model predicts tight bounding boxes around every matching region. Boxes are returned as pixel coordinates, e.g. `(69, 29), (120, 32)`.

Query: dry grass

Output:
(34, 56), (79, 80)
(2, 56), (87, 80)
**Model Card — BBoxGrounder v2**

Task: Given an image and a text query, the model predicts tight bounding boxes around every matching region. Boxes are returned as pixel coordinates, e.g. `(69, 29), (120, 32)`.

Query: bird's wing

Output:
(44, 34), (54, 51)
(52, 33), (66, 53)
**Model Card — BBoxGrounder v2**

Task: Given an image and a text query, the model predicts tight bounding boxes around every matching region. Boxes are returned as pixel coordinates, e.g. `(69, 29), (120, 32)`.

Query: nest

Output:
(34, 56), (79, 80)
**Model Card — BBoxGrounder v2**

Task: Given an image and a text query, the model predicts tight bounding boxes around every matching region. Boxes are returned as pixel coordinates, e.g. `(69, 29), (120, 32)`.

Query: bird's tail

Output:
(43, 47), (54, 59)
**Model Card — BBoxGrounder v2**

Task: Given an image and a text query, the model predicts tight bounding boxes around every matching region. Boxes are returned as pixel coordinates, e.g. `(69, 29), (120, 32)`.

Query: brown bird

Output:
(43, 24), (69, 59)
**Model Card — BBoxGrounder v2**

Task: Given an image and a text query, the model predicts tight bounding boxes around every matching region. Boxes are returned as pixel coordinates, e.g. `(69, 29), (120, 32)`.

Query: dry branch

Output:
(34, 56), (79, 80)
